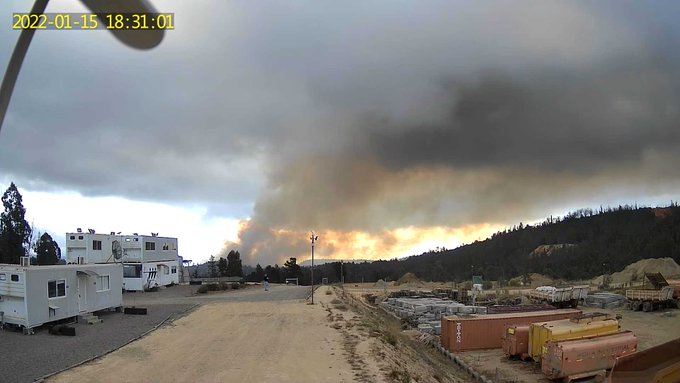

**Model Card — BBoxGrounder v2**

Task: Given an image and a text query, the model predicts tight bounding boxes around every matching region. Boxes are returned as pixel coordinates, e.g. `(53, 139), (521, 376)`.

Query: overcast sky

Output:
(2, 1), (679, 266)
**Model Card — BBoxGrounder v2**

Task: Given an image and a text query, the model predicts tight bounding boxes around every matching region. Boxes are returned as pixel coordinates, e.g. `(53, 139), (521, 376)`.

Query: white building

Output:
(0, 262), (122, 331)
(65, 230), (180, 291)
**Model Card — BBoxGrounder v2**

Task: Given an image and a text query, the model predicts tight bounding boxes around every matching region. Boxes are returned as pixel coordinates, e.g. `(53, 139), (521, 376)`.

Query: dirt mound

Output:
(529, 244), (576, 258)
(508, 273), (555, 288)
(374, 279), (387, 288)
(394, 272), (423, 286)
(608, 257), (680, 284)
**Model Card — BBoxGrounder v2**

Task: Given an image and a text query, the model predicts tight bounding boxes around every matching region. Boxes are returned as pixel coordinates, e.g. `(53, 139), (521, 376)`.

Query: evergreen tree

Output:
(0, 183), (32, 264)
(283, 257), (301, 279)
(255, 264), (265, 281)
(208, 255), (218, 277)
(34, 232), (61, 265)
(218, 257), (228, 277)
(226, 250), (243, 277)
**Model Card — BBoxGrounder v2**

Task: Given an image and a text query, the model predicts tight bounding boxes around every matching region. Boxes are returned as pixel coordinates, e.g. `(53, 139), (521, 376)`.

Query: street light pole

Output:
(310, 231), (318, 304)
(340, 260), (344, 285)
(0, 0), (49, 133)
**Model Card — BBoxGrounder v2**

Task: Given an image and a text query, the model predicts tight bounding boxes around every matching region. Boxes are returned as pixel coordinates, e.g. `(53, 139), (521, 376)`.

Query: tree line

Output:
(226, 204), (680, 285)
(0, 183), (61, 265)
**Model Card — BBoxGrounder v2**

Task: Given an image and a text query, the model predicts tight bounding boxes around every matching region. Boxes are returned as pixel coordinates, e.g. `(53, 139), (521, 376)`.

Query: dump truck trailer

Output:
(625, 286), (675, 312)
(529, 285), (588, 308)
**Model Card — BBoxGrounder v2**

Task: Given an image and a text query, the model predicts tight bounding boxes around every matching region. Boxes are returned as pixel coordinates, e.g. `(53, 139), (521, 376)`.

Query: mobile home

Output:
(65, 230), (180, 291)
(0, 263), (122, 330)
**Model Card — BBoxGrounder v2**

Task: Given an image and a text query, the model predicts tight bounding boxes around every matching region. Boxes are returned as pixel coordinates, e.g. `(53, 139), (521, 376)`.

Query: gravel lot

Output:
(0, 283), (308, 383)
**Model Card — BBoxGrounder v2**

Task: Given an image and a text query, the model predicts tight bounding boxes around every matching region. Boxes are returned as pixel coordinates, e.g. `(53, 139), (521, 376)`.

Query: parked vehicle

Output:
(529, 285), (589, 308)
(625, 273), (675, 312)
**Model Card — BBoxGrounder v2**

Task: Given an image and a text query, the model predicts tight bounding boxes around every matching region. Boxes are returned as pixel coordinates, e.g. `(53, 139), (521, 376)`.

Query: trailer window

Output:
(92, 240), (102, 250)
(48, 280), (66, 298)
(78, 235), (84, 240)
(123, 265), (142, 278)
(69, 235), (75, 240)
(0, 273), (5, 281)
(11, 274), (19, 282)
(171, 266), (177, 274)
(145, 241), (155, 250)
(96, 275), (110, 291)
(162, 243), (169, 250)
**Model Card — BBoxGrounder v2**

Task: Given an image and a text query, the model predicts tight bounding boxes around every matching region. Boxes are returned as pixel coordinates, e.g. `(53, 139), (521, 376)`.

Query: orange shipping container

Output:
(541, 331), (637, 380)
(502, 325), (530, 359)
(441, 309), (582, 352)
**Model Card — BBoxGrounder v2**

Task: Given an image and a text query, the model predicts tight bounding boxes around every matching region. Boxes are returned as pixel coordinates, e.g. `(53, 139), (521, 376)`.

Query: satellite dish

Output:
(112, 240), (123, 261)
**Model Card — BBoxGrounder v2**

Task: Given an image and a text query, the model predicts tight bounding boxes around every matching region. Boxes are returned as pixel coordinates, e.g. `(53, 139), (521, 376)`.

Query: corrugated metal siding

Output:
(442, 309), (582, 352)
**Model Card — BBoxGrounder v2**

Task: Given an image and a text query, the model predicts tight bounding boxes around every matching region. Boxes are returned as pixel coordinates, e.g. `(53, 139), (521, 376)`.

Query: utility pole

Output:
(310, 231), (318, 304)
(340, 260), (344, 284)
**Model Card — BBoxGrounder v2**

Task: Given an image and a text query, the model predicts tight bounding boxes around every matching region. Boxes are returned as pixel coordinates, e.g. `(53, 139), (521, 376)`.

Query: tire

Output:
(643, 301), (652, 312)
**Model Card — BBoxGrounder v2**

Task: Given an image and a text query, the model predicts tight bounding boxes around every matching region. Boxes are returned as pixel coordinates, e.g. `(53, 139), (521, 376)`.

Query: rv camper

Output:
(0, 262), (122, 330)
(65, 230), (180, 291)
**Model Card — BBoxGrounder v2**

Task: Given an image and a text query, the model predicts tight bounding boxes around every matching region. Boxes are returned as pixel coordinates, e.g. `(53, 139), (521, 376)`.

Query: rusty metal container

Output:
(488, 304), (556, 314)
(541, 331), (636, 380)
(529, 313), (619, 361)
(502, 325), (530, 359)
(441, 309), (581, 352)
(609, 337), (680, 383)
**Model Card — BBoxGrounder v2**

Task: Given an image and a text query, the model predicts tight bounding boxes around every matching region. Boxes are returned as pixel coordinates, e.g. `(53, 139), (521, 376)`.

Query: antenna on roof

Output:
(77, 228), (82, 233)
(87, 228), (95, 234)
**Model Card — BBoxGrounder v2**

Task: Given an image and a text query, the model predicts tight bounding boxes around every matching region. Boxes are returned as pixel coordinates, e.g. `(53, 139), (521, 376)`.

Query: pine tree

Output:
(208, 255), (218, 277)
(218, 257), (228, 277)
(34, 232), (61, 265)
(255, 264), (264, 280)
(0, 183), (32, 264)
(226, 250), (243, 277)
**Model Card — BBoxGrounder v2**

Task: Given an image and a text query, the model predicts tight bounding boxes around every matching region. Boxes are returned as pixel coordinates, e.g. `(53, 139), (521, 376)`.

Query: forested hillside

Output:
(320, 204), (680, 284)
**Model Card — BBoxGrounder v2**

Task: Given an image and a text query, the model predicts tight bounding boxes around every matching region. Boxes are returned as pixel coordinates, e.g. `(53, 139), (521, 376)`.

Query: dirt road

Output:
(49, 286), (356, 383)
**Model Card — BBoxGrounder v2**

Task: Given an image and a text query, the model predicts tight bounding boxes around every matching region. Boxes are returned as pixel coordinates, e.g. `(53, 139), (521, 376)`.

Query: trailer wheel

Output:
(634, 301), (643, 311)
(642, 301), (652, 312)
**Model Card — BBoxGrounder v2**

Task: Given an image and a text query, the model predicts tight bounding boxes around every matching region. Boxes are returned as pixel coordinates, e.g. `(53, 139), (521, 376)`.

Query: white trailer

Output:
(122, 261), (179, 291)
(65, 231), (180, 291)
(0, 263), (122, 330)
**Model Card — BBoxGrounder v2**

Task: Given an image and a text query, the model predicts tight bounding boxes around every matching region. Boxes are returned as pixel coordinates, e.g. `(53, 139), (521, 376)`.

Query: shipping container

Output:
(528, 314), (619, 361)
(541, 331), (636, 380)
(488, 304), (555, 314)
(502, 324), (530, 359)
(441, 309), (581, 352)
(609, 337), (680, 383)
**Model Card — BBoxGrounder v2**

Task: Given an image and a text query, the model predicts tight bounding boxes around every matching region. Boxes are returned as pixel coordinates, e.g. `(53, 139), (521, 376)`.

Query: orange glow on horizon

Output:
(230, 221), (503, 266)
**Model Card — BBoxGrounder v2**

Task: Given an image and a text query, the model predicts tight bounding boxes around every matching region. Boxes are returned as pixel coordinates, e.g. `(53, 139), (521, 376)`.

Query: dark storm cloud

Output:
(365, 64), (680, 172)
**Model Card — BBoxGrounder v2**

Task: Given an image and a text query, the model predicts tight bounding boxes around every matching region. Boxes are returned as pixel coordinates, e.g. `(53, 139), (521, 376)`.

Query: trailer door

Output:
(77, 274), (88, 312)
